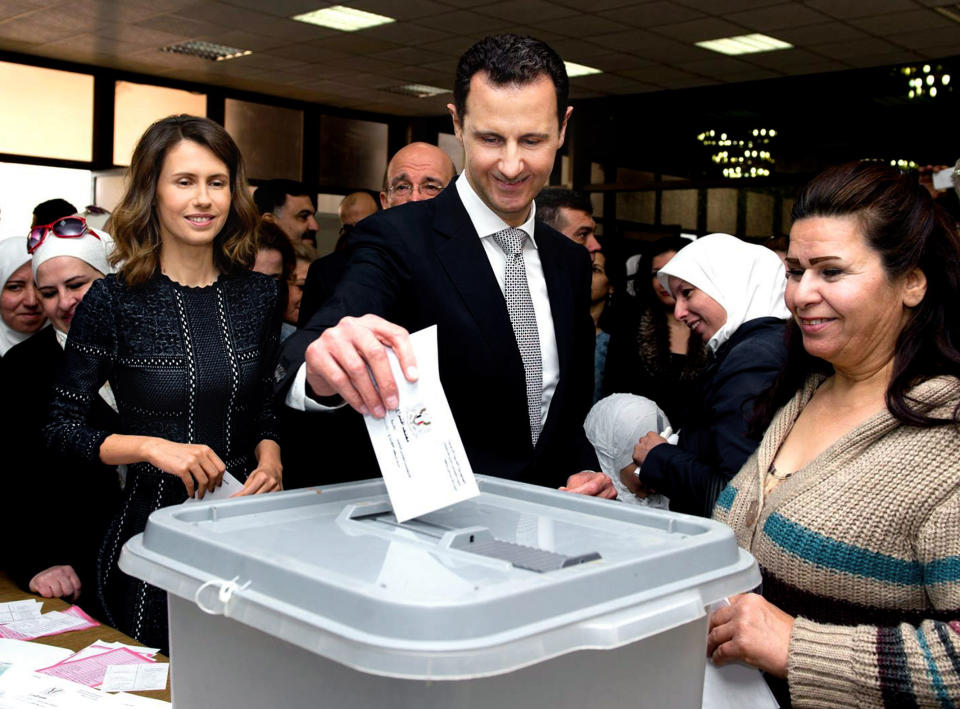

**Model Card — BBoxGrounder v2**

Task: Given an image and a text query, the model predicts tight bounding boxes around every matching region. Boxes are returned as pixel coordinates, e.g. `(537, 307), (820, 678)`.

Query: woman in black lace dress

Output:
(45, 115), (282, 650)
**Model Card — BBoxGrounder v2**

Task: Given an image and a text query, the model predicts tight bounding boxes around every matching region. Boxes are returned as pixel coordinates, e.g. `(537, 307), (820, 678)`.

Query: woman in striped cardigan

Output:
(708, 161), (960, 708)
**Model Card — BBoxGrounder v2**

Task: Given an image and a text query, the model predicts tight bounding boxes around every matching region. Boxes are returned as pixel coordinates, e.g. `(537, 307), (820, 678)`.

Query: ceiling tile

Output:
(849, 9), (954, 35)
(0, 16), (76, 43)
(650, 17), (749, 42)
(475, 0), (579, 24)
(595, 29), (714, 62)
(803, 0), (918, 20)
(842, 50), (925, 68)
(586, 52), (659, 71)
(571, 73), (654, 92)
(677, 55), (757, 78)
(723, 67), (781, 82)
(267, 43), (352, 63)
(175, 1), (274, 30)
(419, 35), (476, 56)
(743, 48), (843, 70)
(361, 21), (448, 45)
(773, 21), (868, 46)
(534, 13), (626, 37)
(372, 46), (448, 65)
(546, 0), (646, 10)
(197, 29), (286, 52)
(312, 34), (402, 54)
(672, 0), (782, 11)
(414, 10), (513, 33)
(135, 13), (226, 39)
(348, 0), (453, 20)
(568, 85), (609, 99)
(95, 22), (183, 47)
(619, 63), (704, 83)
(548, 38), (615, 61)
(56, 0), (167, 24)
(599, 1), (704, 27)
(814, 36), (904, 59)
(727, 3), (832, 31)
(215, 0), (322, 17)
(886, 25), (960, 50)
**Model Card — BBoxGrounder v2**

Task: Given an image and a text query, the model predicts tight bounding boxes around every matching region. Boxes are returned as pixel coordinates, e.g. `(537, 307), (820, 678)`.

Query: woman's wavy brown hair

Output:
(109, 114), (259, 287)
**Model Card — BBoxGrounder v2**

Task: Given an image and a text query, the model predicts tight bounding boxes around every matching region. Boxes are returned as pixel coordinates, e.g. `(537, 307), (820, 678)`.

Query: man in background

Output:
(254, 180), (319, 247)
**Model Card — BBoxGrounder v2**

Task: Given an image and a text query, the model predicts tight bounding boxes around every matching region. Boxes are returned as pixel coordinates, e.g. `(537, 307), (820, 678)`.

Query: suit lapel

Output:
(433, 189), (519, 359)
(536, 223), (573, 385)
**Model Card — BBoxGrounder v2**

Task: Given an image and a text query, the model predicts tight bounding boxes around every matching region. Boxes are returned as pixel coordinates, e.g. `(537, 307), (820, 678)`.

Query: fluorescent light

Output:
(564, 61), (602, 78)
(696, 33), (792, 56)
(160, 41), (252, 61)
(292, 6), (394, 31)
(387, 84), (450, 98)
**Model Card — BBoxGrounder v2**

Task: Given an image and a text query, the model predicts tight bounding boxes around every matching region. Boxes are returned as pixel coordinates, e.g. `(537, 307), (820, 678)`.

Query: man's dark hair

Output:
(253, 180), (313, 215)
(32, 198), (77, 227)
(536, 188), (592, 231)
(454, 34), (569, 127)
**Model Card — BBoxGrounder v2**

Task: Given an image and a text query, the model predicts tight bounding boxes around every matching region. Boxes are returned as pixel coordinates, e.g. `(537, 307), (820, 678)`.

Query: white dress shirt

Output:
(287, 172), (560, 428)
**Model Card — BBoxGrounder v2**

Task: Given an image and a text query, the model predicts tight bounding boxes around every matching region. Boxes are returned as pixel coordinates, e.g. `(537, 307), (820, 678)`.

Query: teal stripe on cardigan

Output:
(915, 626), (954, 708)
(924, 556), (960, 586)
(715, 485), (737, 511)
(764, 513), (924, 585)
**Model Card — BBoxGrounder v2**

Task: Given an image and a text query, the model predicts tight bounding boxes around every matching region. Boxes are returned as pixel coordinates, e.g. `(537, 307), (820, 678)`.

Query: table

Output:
(0, 570), (170, 703)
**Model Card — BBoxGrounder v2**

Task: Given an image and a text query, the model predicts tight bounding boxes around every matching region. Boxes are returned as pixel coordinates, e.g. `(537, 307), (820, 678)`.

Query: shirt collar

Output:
(455, 173), (538, 246)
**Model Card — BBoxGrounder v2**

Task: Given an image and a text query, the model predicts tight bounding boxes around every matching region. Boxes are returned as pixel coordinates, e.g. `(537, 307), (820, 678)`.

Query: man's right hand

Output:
(304, 314), (418, 418)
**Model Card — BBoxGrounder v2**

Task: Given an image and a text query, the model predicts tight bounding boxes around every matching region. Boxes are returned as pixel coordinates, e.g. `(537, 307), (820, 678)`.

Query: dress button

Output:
(744, 500), (759, 527)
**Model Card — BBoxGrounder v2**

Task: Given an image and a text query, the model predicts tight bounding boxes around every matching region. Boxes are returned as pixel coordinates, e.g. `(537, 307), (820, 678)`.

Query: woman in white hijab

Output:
(0, 218), (121, 619)
(0, 237), (45, 356)
(623, 233), (790, 517)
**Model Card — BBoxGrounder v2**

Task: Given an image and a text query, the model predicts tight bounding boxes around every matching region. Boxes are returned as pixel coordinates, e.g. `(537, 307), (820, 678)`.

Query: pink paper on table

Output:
(37, 646), (155, 688)
(0, 605), (99, 640)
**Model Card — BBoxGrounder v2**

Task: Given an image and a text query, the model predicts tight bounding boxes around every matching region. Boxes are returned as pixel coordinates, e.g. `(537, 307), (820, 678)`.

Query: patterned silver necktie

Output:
(492, 227), (542, 445)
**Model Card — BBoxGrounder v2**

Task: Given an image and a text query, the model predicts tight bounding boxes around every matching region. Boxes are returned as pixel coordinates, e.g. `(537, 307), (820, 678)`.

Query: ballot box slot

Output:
(347, 506), (601, 573)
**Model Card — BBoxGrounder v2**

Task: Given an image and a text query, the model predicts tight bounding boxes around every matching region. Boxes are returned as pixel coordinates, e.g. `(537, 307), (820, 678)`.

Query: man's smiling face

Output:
(450, 72), (570, 227)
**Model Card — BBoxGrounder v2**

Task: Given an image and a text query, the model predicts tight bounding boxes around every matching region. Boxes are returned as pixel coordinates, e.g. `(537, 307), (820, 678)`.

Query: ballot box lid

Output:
(120, 475), (758, 679)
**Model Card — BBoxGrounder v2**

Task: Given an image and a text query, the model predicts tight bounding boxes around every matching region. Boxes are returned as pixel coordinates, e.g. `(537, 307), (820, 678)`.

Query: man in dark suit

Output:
(279, 34), (614, 496)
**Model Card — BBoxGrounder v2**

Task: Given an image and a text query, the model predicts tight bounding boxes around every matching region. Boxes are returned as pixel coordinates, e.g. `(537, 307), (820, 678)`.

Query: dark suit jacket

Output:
(298, 249), (349, 328)
(278, 186), (599, 488)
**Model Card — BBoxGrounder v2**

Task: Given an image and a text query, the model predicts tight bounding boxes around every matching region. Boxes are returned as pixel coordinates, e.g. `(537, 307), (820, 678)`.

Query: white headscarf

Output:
(0, 237), (37, 355)
(31, 217), (114, 279)
(657, 233), (789, 353)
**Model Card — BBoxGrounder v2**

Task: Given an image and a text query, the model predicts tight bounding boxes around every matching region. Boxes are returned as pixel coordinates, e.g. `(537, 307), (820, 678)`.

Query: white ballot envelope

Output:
(185, 471), (244, 503)
(363, 325), (479, 522)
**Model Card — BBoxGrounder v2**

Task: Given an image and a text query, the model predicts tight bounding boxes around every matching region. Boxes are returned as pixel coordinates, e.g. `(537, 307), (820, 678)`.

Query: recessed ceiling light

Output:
(695, 34), (792, 56)
(564, 61), (602, 78)
(292, 6), (395, 32)
(387, 84), (450, 98)
(161, 40), (252, 61)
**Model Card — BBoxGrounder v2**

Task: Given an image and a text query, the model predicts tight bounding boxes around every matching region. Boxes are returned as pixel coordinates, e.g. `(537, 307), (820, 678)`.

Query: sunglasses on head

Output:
(28, 216), (100, 254)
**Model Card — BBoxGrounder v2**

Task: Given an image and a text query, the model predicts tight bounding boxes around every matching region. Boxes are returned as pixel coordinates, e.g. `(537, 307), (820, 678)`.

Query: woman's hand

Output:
(632, 431), (667, 467)
(233, 440), (283, 497)
(141, 438), (225, 498)
(707, 593), (794, 678)
(29, 565), (81, 601)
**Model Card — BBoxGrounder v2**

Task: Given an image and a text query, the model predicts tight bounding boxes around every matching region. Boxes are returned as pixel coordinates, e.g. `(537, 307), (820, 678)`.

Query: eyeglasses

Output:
(387, 182), (445, 198)
(28, 216), (100, 254)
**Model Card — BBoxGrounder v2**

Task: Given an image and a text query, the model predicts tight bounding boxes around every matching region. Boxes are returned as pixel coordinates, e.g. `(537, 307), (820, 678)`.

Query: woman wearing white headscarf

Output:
(624, 233), (790, 517)
(0, 219), (121, 619)
(0, 237), (45, 356)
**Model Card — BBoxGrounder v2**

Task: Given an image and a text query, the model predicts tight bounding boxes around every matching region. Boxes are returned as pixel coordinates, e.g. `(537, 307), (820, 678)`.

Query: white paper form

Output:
(99, 665), (168, 693)
(363, 325), (479, 522)
(0, 611), (88, 640)
(185, 471), (244, 503)
(0, 641), (71, 672)
(0, 603), (41, 625)
(0, 666), (116, 708)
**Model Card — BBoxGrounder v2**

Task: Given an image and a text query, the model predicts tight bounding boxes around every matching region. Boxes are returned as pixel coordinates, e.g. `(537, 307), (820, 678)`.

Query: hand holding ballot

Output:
(304, 314), (418, 417)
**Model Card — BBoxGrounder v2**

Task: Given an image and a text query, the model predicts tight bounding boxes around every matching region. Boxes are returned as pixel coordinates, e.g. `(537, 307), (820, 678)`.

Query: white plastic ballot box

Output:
(119, 476), (759, 709)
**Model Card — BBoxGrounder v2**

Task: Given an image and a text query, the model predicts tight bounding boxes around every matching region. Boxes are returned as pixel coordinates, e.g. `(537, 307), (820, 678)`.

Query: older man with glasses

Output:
(379, 142), (458, 209)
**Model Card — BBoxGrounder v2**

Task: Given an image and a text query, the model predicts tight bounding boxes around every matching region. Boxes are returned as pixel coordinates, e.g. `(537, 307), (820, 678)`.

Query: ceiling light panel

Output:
(564, 61), (602, 77)
(387, 84), (450, 98)
(696, 34), (792, 56)
(161, 41), (252, 61)
(292, 6), (395, 32)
